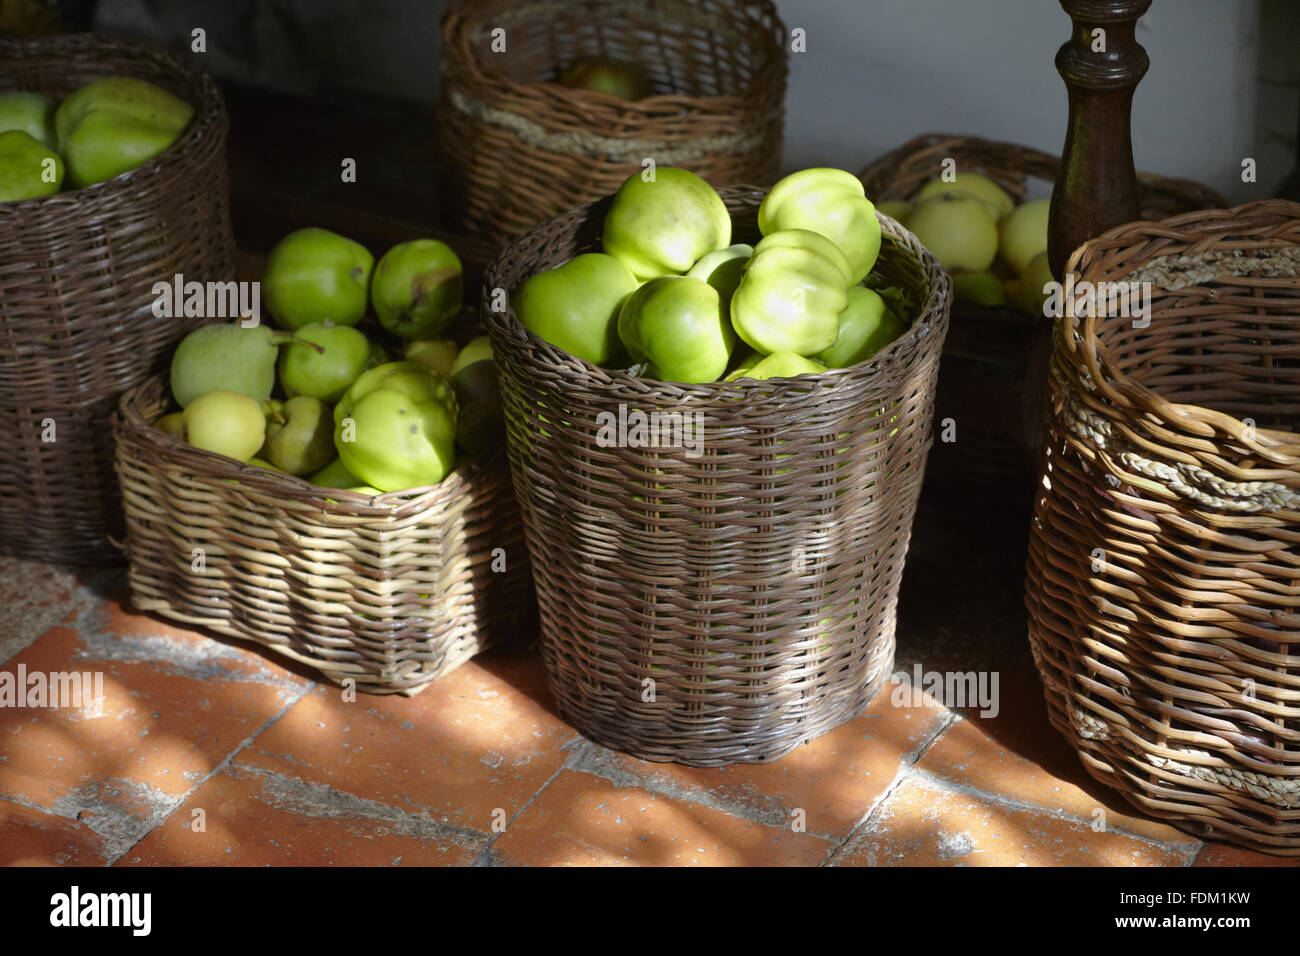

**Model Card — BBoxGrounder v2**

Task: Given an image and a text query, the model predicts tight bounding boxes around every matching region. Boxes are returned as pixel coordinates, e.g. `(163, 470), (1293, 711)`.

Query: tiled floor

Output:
(0, 503), (1294, 867)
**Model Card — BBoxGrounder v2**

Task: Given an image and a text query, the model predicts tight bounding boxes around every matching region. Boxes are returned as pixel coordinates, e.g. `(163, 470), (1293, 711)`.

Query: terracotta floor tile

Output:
(834, 776), (1189, 866)
(492, 769), (832, 866)
(117, 765), (487, 866)
(572, 678), (951, 840)
(0, 558), (115, 665)
(236, 647), (574, 832)
(0, 798), (112, 865)
(1193, 843), (1300, 867)
(0, 616), (310, 859)
(916, 715), (1198, 847)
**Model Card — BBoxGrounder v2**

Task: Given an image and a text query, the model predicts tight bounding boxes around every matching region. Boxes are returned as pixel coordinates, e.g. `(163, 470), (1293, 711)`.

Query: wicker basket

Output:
(0, 34), (235, 564)
(1026, 201), (1300, 854)
(113, 375), (534, 696)
(437, 0), (786, 246)
(483, 187), (951, 766)
(858, 133), (1227, 505)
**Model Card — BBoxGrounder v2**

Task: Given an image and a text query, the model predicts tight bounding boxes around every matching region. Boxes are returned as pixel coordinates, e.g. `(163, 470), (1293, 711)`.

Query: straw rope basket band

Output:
(113, 375), (535, 696)
(858, 133), (1227, 501)
(482, 186), (951, 766)
(437, 0), (786, 245)
(0, 34), (235, 564)
(1026, 200), (1300, 854)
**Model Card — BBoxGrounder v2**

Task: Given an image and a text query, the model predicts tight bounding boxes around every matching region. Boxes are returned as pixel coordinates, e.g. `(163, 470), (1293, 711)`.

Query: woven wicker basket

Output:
(0, 34), (234, 565)
(1026, 200), (1300, 855)
(859, 133), (1227, 504)
(483, 187), (951, 766)
(113, 375), (534, 696)
(437, 0), (786, 245)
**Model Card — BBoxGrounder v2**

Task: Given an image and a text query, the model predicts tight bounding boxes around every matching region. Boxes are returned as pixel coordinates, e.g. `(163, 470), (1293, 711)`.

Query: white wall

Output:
(777, 0), (1263, 202)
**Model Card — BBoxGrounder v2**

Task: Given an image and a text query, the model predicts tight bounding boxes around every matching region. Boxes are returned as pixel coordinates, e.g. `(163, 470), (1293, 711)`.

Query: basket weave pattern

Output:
(437, 0), (786, 244)
(858, 133), (1227, 498)
(0, 34), (235, 564)
(1026, 201), (1300, 854)
(113, 376), (534, 696)
(483, 188), (951, 765)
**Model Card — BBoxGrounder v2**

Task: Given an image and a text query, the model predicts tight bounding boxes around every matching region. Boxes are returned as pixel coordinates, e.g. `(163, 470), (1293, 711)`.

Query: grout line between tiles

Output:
(822, 709), (959, 866)
(104, 680), (318, 866)
(469, 734), (587, 866)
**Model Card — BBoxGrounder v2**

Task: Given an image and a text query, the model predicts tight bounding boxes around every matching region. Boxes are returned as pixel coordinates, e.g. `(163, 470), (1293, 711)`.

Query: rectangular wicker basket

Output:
(483, 187), (952, 766)
(113, 375), (535, 696)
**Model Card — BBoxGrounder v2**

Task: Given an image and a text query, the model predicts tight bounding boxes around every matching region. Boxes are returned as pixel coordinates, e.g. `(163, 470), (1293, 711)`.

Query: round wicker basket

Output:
(482, 186), (951, 766)
(1026, 200), (1300, 855)
(858, 133), (1227, 504)
(437, 0), (787, 245)
(0, 34), (235, 564)
(113, 375), (535, 696)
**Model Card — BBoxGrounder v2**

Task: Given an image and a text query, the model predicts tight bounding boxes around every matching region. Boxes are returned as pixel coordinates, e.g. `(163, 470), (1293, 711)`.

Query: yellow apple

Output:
(916, 173), (1014, 222)
(998, 199), (1051, 275)
(906, 194), (998, 272)
(1010, 252), (1055, 317)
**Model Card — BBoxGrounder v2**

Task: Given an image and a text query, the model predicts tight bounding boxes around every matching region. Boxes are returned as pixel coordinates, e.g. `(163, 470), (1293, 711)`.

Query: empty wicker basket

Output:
(114, 375), (534, 696)
(1026, 201), (1300, 854)
(437, 0), (787, 245)
(0, 34), (235, 564)
(483, 187), (951, 766)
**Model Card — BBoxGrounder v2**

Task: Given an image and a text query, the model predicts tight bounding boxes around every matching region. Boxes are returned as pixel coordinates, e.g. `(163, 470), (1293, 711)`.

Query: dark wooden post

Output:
(1048, 0), (1151, 279)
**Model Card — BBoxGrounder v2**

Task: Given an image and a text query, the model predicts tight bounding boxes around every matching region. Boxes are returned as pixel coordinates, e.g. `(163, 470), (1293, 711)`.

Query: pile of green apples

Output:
(513, 166), (911, 384)
(0, 77), (193, 202)
(155, 228), (503, 495)
(877, 173), (1052, 317)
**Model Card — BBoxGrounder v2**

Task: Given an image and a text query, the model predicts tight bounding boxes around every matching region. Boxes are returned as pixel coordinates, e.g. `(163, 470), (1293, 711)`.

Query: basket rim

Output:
(481, 185), (953, 403)
(0, 32), (226, 217)
(440, 0), (788, 117)
(114, 371), (502, 516)
(1058, 198), (1300, 461)
(857, 131), (1229, 207)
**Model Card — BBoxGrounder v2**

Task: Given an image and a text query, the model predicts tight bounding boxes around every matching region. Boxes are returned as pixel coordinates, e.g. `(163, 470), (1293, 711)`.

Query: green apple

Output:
(365, 341), (389, 370)
(875, 200), (914, 223)
(730, 229), (850, 356)
(333, 362), (458, 492)
(617, 275), (734, 383)
(602, 167), (730, 280)
(758, 167), (880, 283)
(998, 199), (1051, 275)
(0, 92), (57, 147)
(687, 243), (752, 302)
(404, 338), (459, 379)
(513, 252), (638, 364)
(915, 172), (1014, 222)
(171, 322), (286, 408)
(952, 270), (1009, 307)
(371, 239), (463, 339)
(0, 130), (62, 201)
(558, 57), (649, 100)
(732, 351), (828, 381)
(263, 228), (373, 330)
(262, 395), (336, 475)
(246, 457), (284, 473)
(906, 194), (998, 272)
(278, 322), (370, 404)
(56, 76), (193, 187)
(308, 457), (361, 489)
(152, 411), (185, 438)
(816, 286), (904, 368)
(449, 336), (503, 456)
(723, 350), (763, 382)
(183, 390), (266, 462)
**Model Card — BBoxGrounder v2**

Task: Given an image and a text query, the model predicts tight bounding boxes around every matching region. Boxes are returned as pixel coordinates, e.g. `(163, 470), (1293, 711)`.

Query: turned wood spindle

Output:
(1048, 0), (1150, 279)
